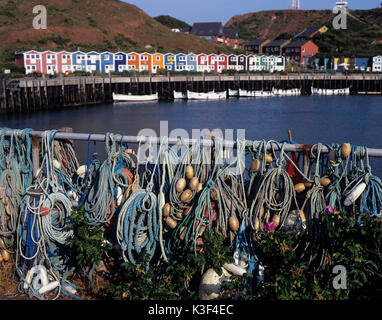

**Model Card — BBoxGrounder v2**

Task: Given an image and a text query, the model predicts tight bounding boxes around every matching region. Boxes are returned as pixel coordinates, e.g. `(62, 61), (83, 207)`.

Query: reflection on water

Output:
(1, 95), (382, 175)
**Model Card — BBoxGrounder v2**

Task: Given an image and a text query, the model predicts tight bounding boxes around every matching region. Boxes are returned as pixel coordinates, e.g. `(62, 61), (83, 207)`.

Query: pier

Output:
(1, 73), (382, 114)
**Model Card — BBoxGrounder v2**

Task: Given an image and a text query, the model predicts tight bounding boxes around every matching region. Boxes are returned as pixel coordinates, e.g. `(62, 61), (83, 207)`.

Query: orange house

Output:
(127, 52), (140, 71)
(152, 53), (164, 73)
(139, 52), (152, 73)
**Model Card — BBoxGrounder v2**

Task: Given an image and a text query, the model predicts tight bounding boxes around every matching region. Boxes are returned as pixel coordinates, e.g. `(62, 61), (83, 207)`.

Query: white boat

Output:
(113, 92), (158, 102)
(238, 89), (273, 97)
(311, 87), (350, 96)
(272, 88), (301, 96)
(173, 91), (188, 99)
(187, 90), (226, 100)
(228, 89), (239, 97)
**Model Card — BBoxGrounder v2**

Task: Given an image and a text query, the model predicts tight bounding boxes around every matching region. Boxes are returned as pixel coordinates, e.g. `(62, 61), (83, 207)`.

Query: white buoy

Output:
(198, 268), (231, 300)
(76, 165), (87, 179)
(344, 182), (367, 206)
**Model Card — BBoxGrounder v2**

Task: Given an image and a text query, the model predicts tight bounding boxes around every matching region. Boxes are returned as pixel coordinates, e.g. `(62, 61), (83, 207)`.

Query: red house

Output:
(15, 50), (42, 74)
(217, 54), (228, 73)
(208, 54), (218, 73)
(283, 40), (319, 64)
(57, 51), (72, 74)
(41, 50), (58, 74)
(197, 53), (209, 72)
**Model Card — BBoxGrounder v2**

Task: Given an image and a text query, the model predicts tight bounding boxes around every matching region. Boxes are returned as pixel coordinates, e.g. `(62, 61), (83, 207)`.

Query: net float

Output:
(181, 189), (193, 202)
(76, 165), (87, 179)
(189, 177), (199, 191)
(344, 182), (367, 206)
(223, 262), (247, 277)
(183, 206), (193, 217)
(53, 159), (61, 170)
(251, 159), (261, 172)
(341, 143), (351, 159)
(163, 203), (171, 217)
(320, 177), (331, 187)
(260, 154), (273, 163)
(38, 281), (60, 295)
(1, 197), (6, 205)
(198, 268), (231, 300)
(197, 183), (203, 193)
(1, 250), (10, 262)
(229, 216), (240, 232)
(0, 254), (3, 263)
(176, 178), (187, 193)
(175, 211), (183, 219)
(272, 214), (281, 228)
(255, 218), (260, 232)
(5, 204), (12, 215)
(186, 165), (194, 180)
(39, 206), (50, 217)
(294, 183), (306, 193)
(304, 182), (313, 188)
(165, 217), (177, 229)
(210, 187), (220, 201)
(116, 186), (123, 206)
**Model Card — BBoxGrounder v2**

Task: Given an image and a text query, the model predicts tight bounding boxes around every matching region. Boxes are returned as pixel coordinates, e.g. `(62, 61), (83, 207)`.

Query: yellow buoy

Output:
(189, 177), (199, 191)
(1, 250), (10, 262)
(341, 143), (351, 159)
(197, 183), (203, 193)
(165, 217), (177, 229)
(272, 214), (280, 228)
(163, 203), (171, 217)
(186, 165), (194, 180)
(304, 182), (313, 188)
(260, 154), (273, 163)
(176, 178), (187, 193)
(181, 189), (193, 202)
(320, 177), (331, 187)
(251, 159), (261, 172)
(294, 183), (306, 193)
(229, 216), (239, 232)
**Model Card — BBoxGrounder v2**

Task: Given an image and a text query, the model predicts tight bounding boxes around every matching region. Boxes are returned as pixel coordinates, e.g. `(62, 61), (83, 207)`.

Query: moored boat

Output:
(187, 90), (226, 100)
(173, 91), (188, 99)
(112, 92), (159, 102)
(311, 87), (350, 96)
(228, 89), (239, 97)
(272, 88), (301, 96)
(238, 89), (273, 97)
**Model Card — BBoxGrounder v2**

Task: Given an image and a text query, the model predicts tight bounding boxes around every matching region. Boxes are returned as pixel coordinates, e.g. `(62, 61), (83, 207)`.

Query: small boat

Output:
(187, 90), (226, 100)
(173, 91), (188, 99)
(311, 87), (350, 96)
(239, 89), (273, 97)
(112, 92), (159, 102)
(272, 88), (301, 96)
(228, 89), (239, 97)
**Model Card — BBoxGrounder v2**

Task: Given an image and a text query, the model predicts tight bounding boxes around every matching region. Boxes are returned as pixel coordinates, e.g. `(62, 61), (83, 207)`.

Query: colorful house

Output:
(208, 54), (218, 72)
(114, 52), (128, 72)
(71, 51), (87, 72)
(186, 53), (197, 71)
(57, 51), (72, 74)
(41, 50), (58, 75)
(217, 54), (228, 73)
(152, 53), (164, 73)
(175, 53), (187, 71)
(100, 52), (114, 73)
(197, 53), (209, 72)
(237, 54), (247, 71)
(86, 51), (100, 73)
(164, 53), (176, 71)
(17, 50), (42, 74)
(227, 54), (237, 70)
(283, 40), (319, 64)
(372, 56), (382, 72)
(127, 52), (140, 71)
(351, 57), (371, 71)
(139, 52), (152, 72)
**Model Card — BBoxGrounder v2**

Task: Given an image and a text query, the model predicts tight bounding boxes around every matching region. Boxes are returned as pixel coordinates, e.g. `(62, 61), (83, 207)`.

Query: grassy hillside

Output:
(0, 0), (241, 71)
(226, 8), (382, 56)
(154, 15), (190, 30)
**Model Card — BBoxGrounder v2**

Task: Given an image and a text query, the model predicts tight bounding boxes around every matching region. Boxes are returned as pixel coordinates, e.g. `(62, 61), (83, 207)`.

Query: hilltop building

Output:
(189, 22), (239, 48)
(244, 39), (271, 54)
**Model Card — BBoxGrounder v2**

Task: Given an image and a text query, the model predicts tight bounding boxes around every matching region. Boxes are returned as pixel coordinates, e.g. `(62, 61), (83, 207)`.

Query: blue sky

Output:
(124, 0), (380, 24)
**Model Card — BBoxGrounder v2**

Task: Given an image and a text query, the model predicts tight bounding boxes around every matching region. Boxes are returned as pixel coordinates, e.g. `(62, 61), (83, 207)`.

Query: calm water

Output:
(1, 95), (382, 176)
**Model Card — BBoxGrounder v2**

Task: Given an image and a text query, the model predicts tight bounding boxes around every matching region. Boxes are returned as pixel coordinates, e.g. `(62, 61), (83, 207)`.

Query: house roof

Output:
(245, 39), (268, 46)
(297, 26), (323, 38)
(190, 22), (223, 36)
(223, 28), (239, 39)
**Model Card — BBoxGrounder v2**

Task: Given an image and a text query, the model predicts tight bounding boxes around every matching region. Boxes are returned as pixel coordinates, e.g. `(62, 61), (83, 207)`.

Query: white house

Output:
(372, 56), (382, 72)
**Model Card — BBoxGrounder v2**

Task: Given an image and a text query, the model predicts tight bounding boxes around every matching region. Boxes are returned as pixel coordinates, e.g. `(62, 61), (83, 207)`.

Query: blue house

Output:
(114, 52), (127, 72)
(351, 57), (371, 71)
(186, 53), (197, 71)
(71, 51), (86, 71)
(164, 53), (175, 71)
(100, 52), (114, 73)
(85, 51), (100, 73)
(175, 53), (187, 71)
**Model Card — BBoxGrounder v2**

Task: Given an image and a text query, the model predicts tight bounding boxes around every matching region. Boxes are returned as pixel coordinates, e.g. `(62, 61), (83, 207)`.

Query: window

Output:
(27, 66), (30, 69)
(32, 66), (36, 70)
(26, 55), (30, 59)
(179, 56), (185, 61)
(156, 56), (160, 61)
(104, 55), (110, 61)
(31, 55), (35, 59)
(190, 56), (196, 61)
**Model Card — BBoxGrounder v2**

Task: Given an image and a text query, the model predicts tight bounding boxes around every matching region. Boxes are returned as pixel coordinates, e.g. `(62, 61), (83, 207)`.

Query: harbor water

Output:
(1, 95), (382, 176)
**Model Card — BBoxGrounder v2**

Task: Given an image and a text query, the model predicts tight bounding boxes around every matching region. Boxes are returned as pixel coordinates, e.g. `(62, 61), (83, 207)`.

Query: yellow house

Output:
(333, 57), (341, 70)
(152, 53), (164, 74)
